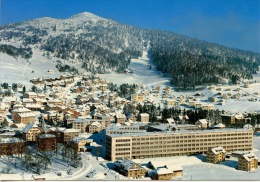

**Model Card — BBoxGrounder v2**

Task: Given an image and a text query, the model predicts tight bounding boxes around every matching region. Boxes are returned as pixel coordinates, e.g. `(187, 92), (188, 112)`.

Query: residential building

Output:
(115, 113), (126, 124)
(59, 129), (80, 143)
(37, 134), (56, 151)
(131, 93), (145, 103)
(106, 129), (253, 161)
(69, 137), (89, 152)
(14, 112), (36, 125)
(0, 138), (26, 155)
(72, 118), (89, 133)
(87, 121), (103, 134)
(22, 123), (42, 142)
(238, 153), (258, 171)
(206, 146), (226, 164)
(114, 159), (147, 178)
(138, 113), (149, 123)
(23, 92), (38, 99)
(151, 168), (174, 180)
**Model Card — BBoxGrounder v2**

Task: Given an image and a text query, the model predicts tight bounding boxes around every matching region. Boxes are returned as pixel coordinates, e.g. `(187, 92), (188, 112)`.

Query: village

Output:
(0, 69), (259, 180)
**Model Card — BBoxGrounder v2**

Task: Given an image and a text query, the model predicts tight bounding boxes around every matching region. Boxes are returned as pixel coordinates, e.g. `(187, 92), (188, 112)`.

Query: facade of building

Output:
(206, 146), (226, 164)
(114, 159), (147, 178)
(69, 137), (89, 152)
(87, 121), (103, 134)
(14, 113), (36, 124)
(131, 94), (145, 103)
(238, 153), (258, 171)
(115, 113), (126, 124)
(138, 113), (149, 123)
(0, 138), (26, 155)
(106, 129), (253, 161)
(37, 134), (57, 151)
(59, 129), (80, 143)
(22, 123), (42, 142)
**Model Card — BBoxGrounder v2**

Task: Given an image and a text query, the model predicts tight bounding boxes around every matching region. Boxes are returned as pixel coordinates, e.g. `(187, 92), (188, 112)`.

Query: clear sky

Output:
(0, 0), (260, 53)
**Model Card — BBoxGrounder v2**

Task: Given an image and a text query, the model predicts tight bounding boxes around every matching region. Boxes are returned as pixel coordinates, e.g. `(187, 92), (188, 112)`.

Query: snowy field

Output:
(0, 47), (84, 88)
(98, 45), (171, 88)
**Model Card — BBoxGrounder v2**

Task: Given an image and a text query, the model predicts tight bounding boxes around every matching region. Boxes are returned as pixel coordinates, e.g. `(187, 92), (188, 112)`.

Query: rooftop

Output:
(107, 128), (252, 138)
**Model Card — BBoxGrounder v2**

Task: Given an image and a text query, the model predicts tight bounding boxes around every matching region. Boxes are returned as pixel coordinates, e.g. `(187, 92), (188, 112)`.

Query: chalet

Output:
(114, 159), (147, 178)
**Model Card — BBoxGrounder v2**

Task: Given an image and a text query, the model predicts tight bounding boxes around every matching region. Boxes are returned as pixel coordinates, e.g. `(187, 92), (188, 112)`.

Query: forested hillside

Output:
(0, 12), (260, 88)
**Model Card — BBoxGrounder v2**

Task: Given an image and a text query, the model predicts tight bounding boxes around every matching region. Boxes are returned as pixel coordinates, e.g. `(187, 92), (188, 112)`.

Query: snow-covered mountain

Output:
(0, 12), (260, 87)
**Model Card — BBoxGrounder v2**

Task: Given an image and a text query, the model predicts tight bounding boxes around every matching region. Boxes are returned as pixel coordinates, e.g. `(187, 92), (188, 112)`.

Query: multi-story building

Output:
(206, 146), (226, 164)
(87, 121), (103, 134)
(115, 113), (126, 124)
(0, 137), (26, 155)
(37, 134), (57, 151)
(69, 137), (90, 152)
(22, 123), (42, 142)
(131, 93), (145, 103)
(72, 118), (89, 133)
(106, 129), (253, 161)
(59, 129), (80, 143)
(238, 153), (258, 171)
(14, 112), (36, 124)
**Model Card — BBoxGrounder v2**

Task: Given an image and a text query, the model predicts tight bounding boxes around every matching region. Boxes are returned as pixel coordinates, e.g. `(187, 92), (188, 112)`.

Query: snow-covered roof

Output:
(211, 146), (226, 155)
(166, 164), (183, 171)
(38, 134), (56, 138)
(90, 121), (102, 127)
(12, 107), (31, 113)
(22, 123), (39, 133)
(60, 128), (80, 133)
(70, 137), (87, 143)
(0, 137), (25, 144)
(152, 168), (173, 175)
(198, 119), (208, 124)
(214, 123), (226, 128)
(242, 153), (258, 162)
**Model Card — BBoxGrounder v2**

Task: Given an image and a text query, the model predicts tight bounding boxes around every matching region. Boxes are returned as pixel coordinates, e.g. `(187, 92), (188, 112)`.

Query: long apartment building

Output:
(106, 128), (253, 161)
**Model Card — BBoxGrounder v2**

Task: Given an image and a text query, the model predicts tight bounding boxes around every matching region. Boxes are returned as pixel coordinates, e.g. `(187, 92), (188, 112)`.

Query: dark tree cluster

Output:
(0, 44), (33, 59)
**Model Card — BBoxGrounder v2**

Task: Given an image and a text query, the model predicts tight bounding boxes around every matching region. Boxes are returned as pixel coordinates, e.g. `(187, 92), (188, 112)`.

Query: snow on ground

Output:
(0, 47), (84, 88)
(98, 43), (171, 88)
